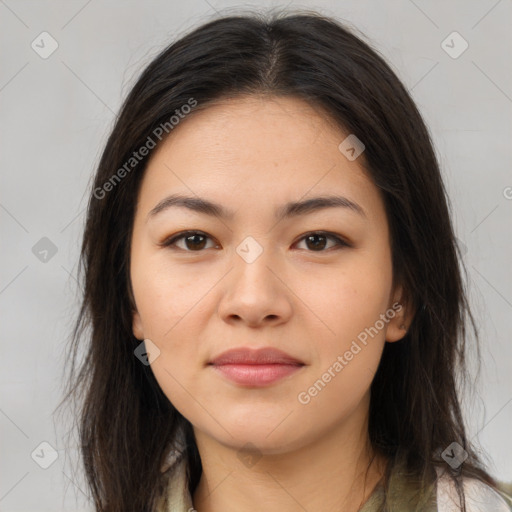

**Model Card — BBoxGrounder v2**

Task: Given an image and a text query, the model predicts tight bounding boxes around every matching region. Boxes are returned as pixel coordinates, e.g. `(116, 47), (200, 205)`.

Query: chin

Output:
(226, 433), (300, 456)
(202, 417), (307, 455)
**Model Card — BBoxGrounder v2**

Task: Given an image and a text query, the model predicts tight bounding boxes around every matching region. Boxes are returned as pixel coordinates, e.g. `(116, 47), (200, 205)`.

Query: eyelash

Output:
(159, 230), (351, 252)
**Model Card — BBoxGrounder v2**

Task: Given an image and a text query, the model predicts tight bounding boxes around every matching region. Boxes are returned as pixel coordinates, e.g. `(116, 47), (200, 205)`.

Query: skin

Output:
(130, 95), (413, 512)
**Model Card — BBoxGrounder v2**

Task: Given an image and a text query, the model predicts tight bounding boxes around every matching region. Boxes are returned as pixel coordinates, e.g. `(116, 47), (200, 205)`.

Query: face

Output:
(130, 95), (409, 454)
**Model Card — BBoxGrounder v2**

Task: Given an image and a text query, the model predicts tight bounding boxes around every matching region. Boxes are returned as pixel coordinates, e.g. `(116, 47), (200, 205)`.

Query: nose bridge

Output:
(217, 233), (292, 325)
(231, 234), (277, 288)
(236, 234), (268, 265)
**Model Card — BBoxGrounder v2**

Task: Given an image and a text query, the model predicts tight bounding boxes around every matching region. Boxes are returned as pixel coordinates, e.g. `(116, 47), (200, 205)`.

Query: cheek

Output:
(293, 269), (390, 417)
(131, 260), (214, 409)
(293, 254), (393, 347)
(150, 357), (195, 415)
(143, 310), (206, 420)
(131, 255), (212, 338)
(290, 251), (392, 404)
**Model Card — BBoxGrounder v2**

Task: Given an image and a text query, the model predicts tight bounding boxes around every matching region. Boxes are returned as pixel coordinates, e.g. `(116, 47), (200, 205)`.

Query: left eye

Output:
(160, 231), (350, 252)
(295, 232), (349, 251)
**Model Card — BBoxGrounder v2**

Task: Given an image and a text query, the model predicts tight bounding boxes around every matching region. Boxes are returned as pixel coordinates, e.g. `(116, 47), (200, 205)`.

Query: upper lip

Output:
(209, 347), (304, 366)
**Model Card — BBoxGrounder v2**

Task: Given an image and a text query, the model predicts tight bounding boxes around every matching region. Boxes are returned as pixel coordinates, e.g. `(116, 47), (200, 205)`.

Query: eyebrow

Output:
(146, 193), (366, 223)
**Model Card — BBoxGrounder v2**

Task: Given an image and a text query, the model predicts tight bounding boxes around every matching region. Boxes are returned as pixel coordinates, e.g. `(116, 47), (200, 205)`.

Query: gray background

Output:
(1, 0), (511, 510)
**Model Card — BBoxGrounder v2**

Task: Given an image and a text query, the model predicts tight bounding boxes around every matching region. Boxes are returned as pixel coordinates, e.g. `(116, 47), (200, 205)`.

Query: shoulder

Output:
(435, 466), (512, 512)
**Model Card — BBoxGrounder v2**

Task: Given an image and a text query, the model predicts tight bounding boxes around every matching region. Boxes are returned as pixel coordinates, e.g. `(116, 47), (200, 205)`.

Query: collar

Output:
(156, 433), (438, 512)
(155, 424), (194, 512)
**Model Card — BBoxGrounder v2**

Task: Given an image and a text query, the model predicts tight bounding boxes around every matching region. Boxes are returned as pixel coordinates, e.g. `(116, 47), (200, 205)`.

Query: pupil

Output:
(307, 234), (326, 251)
(187, 234), (206, 250)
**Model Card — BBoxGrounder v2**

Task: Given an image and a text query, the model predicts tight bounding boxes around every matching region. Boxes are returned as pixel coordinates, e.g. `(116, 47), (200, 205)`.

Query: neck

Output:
(191, 404), (387, 512)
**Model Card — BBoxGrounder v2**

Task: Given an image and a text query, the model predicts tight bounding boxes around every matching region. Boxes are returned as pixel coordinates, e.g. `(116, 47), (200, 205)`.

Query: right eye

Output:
(160, 231), (219, 252)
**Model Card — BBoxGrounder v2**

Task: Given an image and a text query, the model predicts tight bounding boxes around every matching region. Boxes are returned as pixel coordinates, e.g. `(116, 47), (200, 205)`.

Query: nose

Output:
(216, 241), (293, 327)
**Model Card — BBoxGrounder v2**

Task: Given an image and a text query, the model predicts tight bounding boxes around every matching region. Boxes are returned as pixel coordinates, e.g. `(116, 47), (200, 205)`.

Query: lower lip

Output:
(211, 363), (303, 386)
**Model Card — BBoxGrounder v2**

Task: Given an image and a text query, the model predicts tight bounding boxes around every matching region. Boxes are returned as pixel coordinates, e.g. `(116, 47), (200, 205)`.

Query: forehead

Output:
(136, 95), (383, 223)
(153, 95), (346, 161)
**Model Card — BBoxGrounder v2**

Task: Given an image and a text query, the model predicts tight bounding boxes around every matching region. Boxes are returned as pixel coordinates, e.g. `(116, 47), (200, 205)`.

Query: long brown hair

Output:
(57, 8), (500, 511)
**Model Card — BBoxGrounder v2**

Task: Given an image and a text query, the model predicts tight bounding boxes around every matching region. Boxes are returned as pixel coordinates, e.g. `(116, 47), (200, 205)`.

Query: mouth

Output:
(209, 347), (305, 387)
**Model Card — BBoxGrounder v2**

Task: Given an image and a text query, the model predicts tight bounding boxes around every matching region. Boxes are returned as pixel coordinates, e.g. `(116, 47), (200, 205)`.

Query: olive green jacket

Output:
(156, 450), (512, 512)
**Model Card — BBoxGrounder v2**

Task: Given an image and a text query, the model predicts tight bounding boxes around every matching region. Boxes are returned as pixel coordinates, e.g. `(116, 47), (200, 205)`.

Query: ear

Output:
(132, 308), (144, 340)
(128, 279), (144, 340)
(385, 284), (415, 343)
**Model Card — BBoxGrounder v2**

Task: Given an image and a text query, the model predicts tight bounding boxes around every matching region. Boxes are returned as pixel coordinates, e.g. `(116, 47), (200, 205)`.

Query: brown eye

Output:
(295, 232), (350, 252)
(161, 230), (350, 253)
(304, 233), (329, 251)
(161, 231), (217, 251)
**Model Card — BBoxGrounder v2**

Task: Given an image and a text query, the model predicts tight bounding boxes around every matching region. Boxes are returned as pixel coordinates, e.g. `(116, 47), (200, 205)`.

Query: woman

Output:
(60, 9), (512, 512)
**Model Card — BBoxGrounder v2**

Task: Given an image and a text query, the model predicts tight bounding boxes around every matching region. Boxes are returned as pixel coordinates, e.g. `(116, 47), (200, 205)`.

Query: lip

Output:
(210, 347), (304, 366)
(209, 347), (304, 387)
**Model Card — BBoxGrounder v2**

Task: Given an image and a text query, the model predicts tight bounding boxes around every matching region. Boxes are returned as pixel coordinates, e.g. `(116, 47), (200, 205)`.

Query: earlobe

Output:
(385, 286), (415, 343)
(132, 309), (144, 340)
(385, 317), (409, 343)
